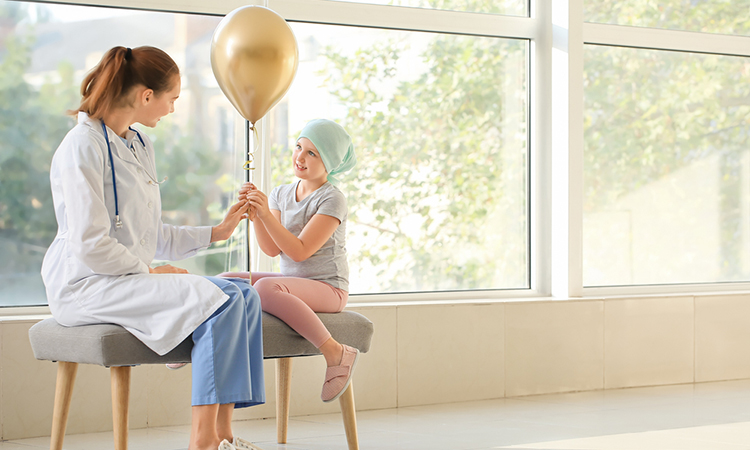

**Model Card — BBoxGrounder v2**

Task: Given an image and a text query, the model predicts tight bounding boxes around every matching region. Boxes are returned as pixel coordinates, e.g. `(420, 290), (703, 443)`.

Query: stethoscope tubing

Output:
(101, 121), (148, 229)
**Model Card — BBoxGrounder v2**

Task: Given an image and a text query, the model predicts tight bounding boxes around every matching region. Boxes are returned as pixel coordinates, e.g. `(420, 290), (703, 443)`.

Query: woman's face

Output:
(139, 75), (180, 127)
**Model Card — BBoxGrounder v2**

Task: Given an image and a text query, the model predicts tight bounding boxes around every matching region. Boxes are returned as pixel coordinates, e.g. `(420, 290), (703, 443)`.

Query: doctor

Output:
(41, 46), (263, 450)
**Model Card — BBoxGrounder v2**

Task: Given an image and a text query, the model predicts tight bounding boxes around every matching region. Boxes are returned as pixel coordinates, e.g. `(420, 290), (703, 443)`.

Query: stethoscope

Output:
(101, 122), (167, 229)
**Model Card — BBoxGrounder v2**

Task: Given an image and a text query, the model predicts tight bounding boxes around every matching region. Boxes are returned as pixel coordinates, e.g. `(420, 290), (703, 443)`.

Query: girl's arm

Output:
(252, 210), (282, 257)
(246, 189), (340, 262)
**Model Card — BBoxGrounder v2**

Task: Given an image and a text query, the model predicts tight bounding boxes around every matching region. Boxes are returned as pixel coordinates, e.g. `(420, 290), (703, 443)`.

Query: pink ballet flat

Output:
(321, 344), (359, 403)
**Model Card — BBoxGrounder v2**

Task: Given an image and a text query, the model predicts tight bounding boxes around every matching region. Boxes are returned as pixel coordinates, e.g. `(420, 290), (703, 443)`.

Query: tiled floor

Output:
(5, 379), (750, 449)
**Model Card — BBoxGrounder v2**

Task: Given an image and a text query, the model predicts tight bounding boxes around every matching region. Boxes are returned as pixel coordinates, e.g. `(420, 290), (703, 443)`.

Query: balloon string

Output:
(243, 124), (260, 171)
(254, 125), (260, 163)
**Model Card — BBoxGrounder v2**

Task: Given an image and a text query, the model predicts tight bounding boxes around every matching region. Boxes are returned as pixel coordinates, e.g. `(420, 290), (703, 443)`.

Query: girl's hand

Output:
(238, 182), (257, 200)
(149, 264), (188, 274)
(246, 189), (272, 220)
(247, 204), (258, 222)
(211, 200), (250, 242)
(237, 183), (259, 221)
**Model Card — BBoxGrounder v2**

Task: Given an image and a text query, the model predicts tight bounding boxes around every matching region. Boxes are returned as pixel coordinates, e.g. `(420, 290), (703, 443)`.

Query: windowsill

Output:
(347, 287), (750, 308)
(0, 311), (52, 323)
(3, 287), (750, 320)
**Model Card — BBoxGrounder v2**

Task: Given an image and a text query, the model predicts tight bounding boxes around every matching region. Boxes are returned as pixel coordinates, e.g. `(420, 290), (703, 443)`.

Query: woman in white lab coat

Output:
(41, 46), (263, 450)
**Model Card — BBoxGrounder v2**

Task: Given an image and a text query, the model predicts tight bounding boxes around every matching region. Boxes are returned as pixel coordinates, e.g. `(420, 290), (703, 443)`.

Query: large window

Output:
(582, 0), (750, 289)
(583, 46), (750, 286)
(0, 0), (529, 306)
(0, 2), (246, 306)
(3, 0), (747, 306)
(267, 23), (528, 294)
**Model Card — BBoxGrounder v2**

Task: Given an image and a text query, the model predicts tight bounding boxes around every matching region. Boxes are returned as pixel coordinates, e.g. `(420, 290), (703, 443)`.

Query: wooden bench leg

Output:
(276, 358), (293, 444)
(50, 361), (78, 450)
(339, 382), (359, 450)
(110, 366), (131, 450)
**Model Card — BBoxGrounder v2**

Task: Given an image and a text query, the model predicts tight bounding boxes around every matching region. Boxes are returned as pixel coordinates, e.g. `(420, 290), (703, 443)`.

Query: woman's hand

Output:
(211, 200), (250, 243)
(149, 264), (188, 274)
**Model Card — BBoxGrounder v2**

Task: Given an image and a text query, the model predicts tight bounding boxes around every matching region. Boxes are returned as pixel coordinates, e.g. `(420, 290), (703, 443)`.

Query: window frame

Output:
(16, 0), (538, 303)
(6, 0), (749, 309)
(579, 5), (750, 297)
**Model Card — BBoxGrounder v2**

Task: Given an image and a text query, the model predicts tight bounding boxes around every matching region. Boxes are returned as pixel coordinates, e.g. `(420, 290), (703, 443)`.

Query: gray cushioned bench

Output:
(29, 311), (374, 450)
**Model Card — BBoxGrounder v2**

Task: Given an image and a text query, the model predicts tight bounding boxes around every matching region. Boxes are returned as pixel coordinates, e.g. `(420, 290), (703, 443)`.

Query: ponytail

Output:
(73, 46), (179, 119)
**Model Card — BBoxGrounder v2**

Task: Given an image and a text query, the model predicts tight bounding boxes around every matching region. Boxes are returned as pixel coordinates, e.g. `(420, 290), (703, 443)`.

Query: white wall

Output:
(3, 295), (750, 440)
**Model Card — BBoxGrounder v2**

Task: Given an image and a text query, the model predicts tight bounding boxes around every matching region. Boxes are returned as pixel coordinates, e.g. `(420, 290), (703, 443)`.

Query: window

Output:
(267, 22), (529, 293)
(0, 2), (246, 306)
(8, 0), (746, 305)
(0, 0), (530, 306)
(583, 46), (750, 286)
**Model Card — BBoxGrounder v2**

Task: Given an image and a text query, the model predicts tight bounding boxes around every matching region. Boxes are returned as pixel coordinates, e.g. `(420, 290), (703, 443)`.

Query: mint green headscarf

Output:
(297, 119), (356, 186)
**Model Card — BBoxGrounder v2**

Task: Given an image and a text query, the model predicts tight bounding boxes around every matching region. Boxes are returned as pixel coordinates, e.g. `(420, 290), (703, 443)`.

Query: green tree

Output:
(0, 18), (77, 275)
(279, 29), (528, 292)
(586, 0), (750, 35)
(584, 47), (750, 209)
(583, 3), (750, 283)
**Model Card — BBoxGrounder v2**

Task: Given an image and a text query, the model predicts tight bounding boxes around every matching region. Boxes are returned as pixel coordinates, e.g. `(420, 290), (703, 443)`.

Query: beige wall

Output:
(2, 295), (750, 440)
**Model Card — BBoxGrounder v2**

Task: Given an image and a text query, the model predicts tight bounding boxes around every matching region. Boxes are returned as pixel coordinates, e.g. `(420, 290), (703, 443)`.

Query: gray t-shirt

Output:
(269, 180), (349, 291)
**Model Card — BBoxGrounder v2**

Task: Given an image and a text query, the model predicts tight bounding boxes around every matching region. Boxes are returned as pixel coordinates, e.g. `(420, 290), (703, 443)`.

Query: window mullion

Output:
(550, 0), (585, 298)
(530, 0), (551, 295)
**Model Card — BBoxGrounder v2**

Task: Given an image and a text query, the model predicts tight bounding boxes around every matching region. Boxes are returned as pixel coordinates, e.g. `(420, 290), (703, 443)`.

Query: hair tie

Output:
(125, 47), (132, 61)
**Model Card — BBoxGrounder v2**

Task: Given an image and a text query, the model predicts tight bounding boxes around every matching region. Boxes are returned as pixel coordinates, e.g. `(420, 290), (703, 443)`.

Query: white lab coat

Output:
(41, 112), (228, 355)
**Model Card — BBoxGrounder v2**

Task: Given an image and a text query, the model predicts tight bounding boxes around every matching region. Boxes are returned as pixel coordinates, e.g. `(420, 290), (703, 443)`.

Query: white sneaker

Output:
(218, 439), (236, 450)
(166, 363), (187, 370)
(233, 436), (264, 449)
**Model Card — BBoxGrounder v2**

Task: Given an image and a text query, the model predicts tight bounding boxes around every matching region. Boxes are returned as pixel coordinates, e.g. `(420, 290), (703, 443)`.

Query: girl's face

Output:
(139, 75), (180, 127)
(293, 138), (327, 182)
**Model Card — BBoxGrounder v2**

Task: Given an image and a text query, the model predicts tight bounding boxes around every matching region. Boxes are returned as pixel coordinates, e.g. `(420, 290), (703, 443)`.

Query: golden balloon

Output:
(210, 6), (299, 124)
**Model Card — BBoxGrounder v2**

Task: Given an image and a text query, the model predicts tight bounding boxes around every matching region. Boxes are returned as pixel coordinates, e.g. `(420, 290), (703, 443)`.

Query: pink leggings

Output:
(218, 272), (348, 348)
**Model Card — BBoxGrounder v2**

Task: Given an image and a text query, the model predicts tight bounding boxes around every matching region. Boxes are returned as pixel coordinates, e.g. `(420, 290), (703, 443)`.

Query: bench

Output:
(28, 311), (374, 450)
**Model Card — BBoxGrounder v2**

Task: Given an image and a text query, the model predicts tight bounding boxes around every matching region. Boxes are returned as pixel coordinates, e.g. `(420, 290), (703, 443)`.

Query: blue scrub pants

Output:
(191, 276), (265, 408)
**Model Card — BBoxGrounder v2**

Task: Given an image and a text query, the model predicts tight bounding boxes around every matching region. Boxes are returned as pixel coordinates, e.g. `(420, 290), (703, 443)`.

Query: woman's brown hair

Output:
(74, 46), (180, 119)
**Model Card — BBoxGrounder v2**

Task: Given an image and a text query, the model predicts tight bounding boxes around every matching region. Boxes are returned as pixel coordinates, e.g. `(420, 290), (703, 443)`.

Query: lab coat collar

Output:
(79, 112), (140, 166)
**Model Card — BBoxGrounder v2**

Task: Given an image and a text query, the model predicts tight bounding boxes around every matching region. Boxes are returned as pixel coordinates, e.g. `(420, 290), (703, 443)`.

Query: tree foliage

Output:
(308, 32), (528, 292)
(584, 46), (750, 210)
(0, 17), (76, 274)
(586, 0), (750, 35)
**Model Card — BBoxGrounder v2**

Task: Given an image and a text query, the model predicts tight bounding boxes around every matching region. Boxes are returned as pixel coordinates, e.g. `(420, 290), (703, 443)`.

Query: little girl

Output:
(221, 119), (359, 403)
